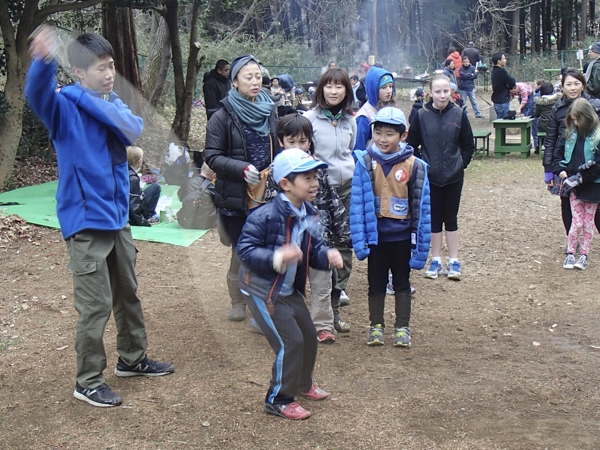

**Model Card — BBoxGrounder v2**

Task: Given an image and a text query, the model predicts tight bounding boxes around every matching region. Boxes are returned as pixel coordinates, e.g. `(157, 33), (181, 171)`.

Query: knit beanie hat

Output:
(590, 42), (600, 54)
(378, 74), (393, 88)
(230, 55), (260, 81)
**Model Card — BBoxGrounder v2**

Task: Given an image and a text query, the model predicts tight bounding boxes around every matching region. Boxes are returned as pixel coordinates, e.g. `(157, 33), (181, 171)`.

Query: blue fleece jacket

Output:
(354, 67), (394, 150)
(350, 145), (432, 269)
(25, 58), (144, 239)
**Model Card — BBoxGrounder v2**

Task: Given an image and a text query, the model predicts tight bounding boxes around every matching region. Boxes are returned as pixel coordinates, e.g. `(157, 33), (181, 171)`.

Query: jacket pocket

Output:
(73, 168), (87, 210)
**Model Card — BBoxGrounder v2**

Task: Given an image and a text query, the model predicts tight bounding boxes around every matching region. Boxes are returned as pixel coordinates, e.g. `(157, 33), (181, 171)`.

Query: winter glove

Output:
(578, 160), (596, 171)
(544, 172), (553, 184)
(563, 173), (583, 195)
(244, 164), (260, 185)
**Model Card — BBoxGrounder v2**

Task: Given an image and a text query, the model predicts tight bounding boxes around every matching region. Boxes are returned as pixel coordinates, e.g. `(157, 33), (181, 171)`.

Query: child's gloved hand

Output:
(563, 173), (583, 194)
(544, 172), (553, 184)
(244, 164), (260, 185)
(578, 160), (596, 171)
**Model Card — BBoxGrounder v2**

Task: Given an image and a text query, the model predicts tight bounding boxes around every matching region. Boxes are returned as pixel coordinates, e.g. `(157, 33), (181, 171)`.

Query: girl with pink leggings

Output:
(553, 98), (600, 270)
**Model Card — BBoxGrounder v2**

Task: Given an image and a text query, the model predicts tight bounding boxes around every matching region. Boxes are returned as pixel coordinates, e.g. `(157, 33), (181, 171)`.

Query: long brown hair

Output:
(311, 68), (354, 115)
(566, 98), (599, 139)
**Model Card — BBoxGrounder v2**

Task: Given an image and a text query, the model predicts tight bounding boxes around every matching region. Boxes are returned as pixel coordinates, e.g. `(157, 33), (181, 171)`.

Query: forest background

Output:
(1, 0), (600, 188)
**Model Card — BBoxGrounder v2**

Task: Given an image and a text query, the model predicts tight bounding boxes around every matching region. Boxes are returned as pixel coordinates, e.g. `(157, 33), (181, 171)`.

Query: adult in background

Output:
(584, 41), (600, 98)
(461, 42), (481, 67)
(542, 69), (600, 241)
(408, 74), (475, 281)
(442, 59), (458, 87)
(350, 75), (361, 111)
(203, 59), (231, 121)
(447, 47), (462, 79)
(205, 55), (280, 321)
(459, 56), (483, 118)
(491, 52), (516, 119)
(304, 68), (356, 330)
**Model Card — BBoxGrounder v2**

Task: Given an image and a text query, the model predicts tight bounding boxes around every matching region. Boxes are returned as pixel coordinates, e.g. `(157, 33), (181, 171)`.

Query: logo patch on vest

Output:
(394, 169), (408, 182)
(390, 197), (409, 216)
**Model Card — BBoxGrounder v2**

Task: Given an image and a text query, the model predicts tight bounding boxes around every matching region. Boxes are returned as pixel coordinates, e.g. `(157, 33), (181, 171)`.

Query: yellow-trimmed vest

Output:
(372, 157), (415, 219)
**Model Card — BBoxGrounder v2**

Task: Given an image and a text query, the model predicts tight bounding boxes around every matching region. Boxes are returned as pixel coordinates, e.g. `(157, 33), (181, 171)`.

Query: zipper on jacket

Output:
(266, 216), (293, 305)
(73, 168), (87, 210)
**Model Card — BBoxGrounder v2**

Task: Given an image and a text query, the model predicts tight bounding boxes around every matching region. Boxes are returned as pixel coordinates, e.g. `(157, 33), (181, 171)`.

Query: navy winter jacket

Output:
(237, 194), (331, 306)
(350, 146), (431, 269)
(25, 58), (143, 240)
(459, 65), (478, 91)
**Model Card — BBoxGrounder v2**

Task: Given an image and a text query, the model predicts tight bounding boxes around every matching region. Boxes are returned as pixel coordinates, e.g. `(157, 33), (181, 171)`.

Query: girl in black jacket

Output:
(408, 74), (475, 282)
(205, 55), (280, 322)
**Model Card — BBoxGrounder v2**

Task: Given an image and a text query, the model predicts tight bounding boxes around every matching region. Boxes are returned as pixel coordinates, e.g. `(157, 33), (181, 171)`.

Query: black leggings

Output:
(430, 178), (464, 233)
(560, 195), (600, 234)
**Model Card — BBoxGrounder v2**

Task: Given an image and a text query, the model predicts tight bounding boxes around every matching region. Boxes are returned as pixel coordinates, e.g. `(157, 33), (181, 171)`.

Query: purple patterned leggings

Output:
(567, 193), (598, 255)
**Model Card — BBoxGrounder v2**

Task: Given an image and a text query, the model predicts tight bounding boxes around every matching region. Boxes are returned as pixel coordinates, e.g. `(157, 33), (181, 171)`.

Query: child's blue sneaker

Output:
(424, 260), (444, 279)
(446, 261), (461, 281)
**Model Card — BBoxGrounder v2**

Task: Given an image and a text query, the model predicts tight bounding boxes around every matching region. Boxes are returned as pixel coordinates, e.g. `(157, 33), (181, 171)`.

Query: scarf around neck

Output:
(228, 89), (275, 137)
(585, 57), (599, 83)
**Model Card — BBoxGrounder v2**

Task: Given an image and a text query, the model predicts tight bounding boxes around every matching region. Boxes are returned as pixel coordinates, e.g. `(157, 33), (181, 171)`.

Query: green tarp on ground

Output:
(0, 181), (210, 247)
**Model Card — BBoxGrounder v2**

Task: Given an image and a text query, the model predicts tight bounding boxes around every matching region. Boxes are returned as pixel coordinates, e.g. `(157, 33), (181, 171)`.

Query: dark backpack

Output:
(176, 176), (217, 229)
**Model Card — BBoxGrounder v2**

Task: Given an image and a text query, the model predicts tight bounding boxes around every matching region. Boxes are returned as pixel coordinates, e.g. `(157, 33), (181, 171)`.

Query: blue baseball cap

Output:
(272, 148), (328, 183)
(370, 107), (407, 126)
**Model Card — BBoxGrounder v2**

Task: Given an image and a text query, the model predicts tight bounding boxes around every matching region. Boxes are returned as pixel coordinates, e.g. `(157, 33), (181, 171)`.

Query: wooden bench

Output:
(473, 130), (491, 158)
(492, 118), (533, 159)
(537, 131), (546, 159)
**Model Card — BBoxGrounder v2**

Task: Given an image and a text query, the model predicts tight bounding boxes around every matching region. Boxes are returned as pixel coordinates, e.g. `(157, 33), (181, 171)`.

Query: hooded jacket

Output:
(350, 144), (431, 268)
(237, 194), (331, 305)
(204, 96), (280, 213)
(542, 93), (600, 171)
(354, 66), (394, 150)
(448, 51), (462, 79)
(25, 58), (143, 240)
(534, 92), (560, 132)
(203, 69), (232, 120)
(407, 102), (475, 187)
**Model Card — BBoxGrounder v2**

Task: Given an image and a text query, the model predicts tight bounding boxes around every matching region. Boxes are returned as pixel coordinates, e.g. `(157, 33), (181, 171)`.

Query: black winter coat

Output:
(407, 102), (475, 187)
(542, 93), (600, 171)
(203, 70), (232, 120)
(204, 97), (280, 213)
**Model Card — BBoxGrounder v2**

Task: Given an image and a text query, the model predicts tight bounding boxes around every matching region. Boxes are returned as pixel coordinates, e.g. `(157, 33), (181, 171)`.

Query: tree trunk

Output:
(141, 12), (169, 104)
(581, 0), (588, 39)
(509, 1), (519, 54)
(531, 2), (541, 53)
(102, 5), (144, 117)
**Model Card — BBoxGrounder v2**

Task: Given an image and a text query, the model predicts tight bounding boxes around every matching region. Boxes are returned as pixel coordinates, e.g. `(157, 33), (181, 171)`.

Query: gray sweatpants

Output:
(66, 225), (148, 388)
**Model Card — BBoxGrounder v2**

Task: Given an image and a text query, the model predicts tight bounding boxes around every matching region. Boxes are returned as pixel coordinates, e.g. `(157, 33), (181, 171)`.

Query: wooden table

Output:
(492, 118), (533, 158)
(473, 130), (491, 158)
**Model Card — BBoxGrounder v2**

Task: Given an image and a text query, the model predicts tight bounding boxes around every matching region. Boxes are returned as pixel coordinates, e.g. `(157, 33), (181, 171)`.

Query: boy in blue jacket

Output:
(25, 26), (173, 408)
(237, 148), (343, 420)
(350, 107), (431, 347)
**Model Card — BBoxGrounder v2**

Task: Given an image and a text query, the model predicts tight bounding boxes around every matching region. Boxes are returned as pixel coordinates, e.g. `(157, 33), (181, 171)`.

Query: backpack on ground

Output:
(176, 176), (217, 230)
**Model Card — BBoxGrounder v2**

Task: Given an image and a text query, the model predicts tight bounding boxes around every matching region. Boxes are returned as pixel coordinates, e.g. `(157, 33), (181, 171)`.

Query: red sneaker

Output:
(317, 329), (336, 344)
(299, 383), (330, 401)
(264, 401), (311, 420)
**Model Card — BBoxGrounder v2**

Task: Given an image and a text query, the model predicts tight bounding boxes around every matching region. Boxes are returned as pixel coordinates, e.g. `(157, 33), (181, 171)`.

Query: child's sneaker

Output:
(574, 254), (588, 270)
(424, 260), (444, 279)
(447, 261), (461, 281)
(299, 383), (330, 400)
(73, 382), (122, 408)
(334, 317), (350, 333)
(393, 327), (411, 348)
(367, 324), (384, 346)
(317, 329), (336, 343)
(114, 355), (175, 377)
(563, 254), (576, 269)
(264, 402), (311, 420)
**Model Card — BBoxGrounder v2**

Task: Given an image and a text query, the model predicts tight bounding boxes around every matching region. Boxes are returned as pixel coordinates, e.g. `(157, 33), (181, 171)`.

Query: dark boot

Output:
(226, 272), (246, 321)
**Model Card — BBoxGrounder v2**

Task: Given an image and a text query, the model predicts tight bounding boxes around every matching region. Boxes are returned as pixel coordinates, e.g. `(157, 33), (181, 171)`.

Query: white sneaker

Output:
(574, 254), (588, 270)
(563, 254), (575, 269)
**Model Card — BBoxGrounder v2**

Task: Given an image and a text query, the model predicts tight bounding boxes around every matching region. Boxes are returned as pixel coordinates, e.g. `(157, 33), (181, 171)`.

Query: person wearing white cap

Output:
(585, 41), (600, 98)
(236, 148), (343, 420)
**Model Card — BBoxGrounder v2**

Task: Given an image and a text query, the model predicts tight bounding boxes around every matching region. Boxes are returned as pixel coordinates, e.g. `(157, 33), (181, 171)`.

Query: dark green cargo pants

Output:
(66, 225), (147, 389)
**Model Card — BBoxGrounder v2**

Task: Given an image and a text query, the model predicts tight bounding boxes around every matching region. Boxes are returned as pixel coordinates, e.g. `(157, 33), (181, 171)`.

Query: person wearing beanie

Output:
(205, 54), (280, 322)
(585, 41), (600, 98)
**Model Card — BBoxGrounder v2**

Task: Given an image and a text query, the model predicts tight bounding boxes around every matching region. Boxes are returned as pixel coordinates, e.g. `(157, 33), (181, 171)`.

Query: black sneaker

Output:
(73, 382), (122, 407)
(114, 355), (175, 377)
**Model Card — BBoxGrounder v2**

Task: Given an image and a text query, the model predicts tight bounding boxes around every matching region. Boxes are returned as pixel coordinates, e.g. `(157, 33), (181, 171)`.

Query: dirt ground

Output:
(2, 98), (600, 449)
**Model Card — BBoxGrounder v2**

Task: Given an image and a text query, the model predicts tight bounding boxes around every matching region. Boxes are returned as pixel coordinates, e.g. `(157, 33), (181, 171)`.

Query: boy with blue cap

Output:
(350, 107), (431, 347)
(237, 148), (343, 420)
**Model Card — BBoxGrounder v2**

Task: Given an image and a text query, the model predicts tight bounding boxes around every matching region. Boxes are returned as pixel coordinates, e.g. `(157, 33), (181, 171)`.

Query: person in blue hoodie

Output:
(350, 107), (431, 347)
(25, 27), (173, 408)
(354, 66), (396, 150)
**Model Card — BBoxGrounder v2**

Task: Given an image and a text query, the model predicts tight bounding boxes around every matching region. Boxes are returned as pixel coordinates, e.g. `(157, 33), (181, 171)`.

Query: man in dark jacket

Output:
(459, 56), (483, 118)
(203, 59), (231, 121)
(461, 42), (481, 66)
(491, 53), (516, 119)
